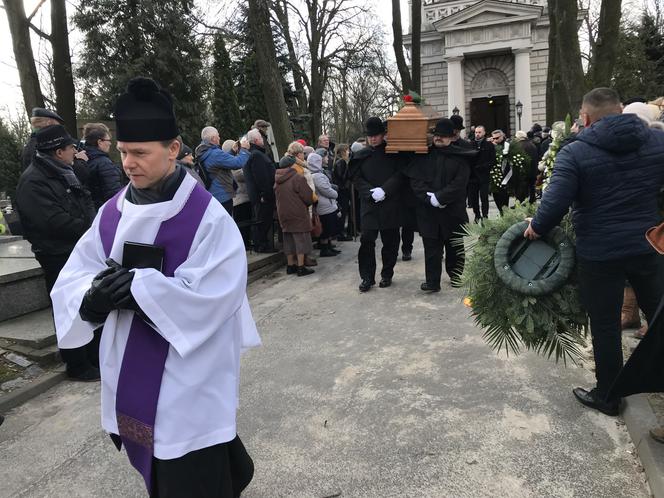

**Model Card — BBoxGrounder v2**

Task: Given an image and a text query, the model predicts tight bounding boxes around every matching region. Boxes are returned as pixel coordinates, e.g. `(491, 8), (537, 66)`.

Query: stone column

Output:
(513, 48), (533, 132)
(446, 56), (465, 120)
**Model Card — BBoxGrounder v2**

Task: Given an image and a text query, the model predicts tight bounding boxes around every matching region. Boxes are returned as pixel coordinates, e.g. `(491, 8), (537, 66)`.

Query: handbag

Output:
(311, 212), (322, 237)
(646, 222), (664, 254)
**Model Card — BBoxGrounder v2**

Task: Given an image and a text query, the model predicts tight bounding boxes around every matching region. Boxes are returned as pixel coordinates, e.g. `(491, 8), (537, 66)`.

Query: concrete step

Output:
(1, 341), (60, 366)
(0, 308), (56, 349)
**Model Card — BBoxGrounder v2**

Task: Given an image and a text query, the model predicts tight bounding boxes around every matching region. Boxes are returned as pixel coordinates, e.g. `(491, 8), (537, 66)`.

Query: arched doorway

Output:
(469, 69), (511, 136)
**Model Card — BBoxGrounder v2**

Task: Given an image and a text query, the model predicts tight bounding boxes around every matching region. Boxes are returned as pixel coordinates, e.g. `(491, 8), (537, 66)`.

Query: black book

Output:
(122, 241), (165, 272)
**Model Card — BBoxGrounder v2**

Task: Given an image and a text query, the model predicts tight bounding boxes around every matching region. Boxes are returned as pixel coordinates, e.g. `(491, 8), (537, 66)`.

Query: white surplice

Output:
(51, 173), (261, 459)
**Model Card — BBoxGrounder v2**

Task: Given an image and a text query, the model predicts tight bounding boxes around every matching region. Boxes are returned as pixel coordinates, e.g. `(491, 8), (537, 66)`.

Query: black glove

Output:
(79, 266), (132, 323)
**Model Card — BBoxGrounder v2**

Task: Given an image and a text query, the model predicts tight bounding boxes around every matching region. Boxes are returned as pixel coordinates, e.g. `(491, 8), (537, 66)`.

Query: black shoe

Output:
(379, 278), (392, 288)
(572, 387), (620, 416)
(402, 252), (412, 261)
(359, 279), (375, 292)
(68, 367), (101, 383)
(297, 266), (315, 277)
(320, 247), (338, 257)
(421, 282), (441, 292)
(286, 265), (297, 275)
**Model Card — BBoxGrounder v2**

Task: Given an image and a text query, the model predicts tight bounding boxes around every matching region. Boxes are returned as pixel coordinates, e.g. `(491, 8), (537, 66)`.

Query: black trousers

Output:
(251, 201), (274, 251)
(468, 181), (490, 218)
(337, 189), (351, 236)
(152, 435), (254, 498)
(358, 228), (400, 281)
(493, 190), (510, 214)
(423, 235), (465, 286)
(577, 253), (664, 398)
(401, 227), (414, 254)
(36, 252), (98, 376)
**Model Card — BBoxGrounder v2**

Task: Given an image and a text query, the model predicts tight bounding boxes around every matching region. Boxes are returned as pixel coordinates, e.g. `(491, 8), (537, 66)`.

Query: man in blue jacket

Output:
(525, 88), (664, 416)
(195, 126), (250, 214)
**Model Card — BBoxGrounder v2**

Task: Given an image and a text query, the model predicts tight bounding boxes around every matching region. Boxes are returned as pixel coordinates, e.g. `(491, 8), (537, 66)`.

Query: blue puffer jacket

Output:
(85, 146), (124, 209)
(531, 113), (664, 261)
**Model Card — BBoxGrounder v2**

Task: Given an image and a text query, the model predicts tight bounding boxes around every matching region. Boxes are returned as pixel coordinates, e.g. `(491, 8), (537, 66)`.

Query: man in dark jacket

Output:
(406, 119), (476, 291)
(253, 119), (276, 164)
(15, 125), (98, 381)
(244, 128), (277, 252)
(22, 108), (90, 184)
(82, 122), (124, 209)
(350, 117), (406, 292)
(526, 88), (664, 416)
(469, 125), (494, 222)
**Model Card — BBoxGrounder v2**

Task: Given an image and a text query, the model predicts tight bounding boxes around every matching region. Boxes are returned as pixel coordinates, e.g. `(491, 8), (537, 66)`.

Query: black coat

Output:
(244, 143), (276, 205)
(349, 143), (407, 230)
(405, 145), (476, 240)
(85, 146), (124, 208)
(15, 153), (96, 257)
(471, 137), (496, 183)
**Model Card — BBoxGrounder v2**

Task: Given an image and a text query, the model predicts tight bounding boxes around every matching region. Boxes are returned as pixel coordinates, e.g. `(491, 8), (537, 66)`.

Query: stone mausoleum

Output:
(405, 0), (554, 135)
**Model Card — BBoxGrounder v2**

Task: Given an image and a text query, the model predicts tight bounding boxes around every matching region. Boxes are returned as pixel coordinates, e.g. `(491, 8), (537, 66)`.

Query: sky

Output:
(0, 0), (409, 122)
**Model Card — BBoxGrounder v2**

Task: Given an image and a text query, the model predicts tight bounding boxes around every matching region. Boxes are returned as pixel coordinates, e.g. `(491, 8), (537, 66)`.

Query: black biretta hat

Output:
(31, 107), (65, 124)
(35, 125), (76, 151)
(364, 117), (386, 136)
(114, 77), (179, 142)
(433, 119), (455, 138)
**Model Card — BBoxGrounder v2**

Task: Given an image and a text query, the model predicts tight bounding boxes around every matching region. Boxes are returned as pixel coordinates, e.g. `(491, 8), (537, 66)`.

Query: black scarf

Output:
(126, 164), (186, 205)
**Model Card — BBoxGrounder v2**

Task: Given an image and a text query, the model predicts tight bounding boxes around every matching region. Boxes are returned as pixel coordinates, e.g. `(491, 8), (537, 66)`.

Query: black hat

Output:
(450, 114), (465, 130)
(114, 77), (179, 142)
(531, 123), (543, 133)
(364, 117), (386, 136)
(177, 144), (193, 161)
(35, 125), (76, 152)
(433, 119), (455, 138)
(31, 107), (64, 124)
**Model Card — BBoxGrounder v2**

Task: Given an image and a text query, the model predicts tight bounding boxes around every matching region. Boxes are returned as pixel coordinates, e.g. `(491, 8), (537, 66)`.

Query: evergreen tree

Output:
(72, 0), (207, 145)
(211, 34), (243, 141)
(0, 118), (23, 200)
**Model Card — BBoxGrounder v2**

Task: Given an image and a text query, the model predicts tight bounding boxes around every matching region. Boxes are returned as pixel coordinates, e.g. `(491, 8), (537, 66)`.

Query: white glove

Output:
(427, 192), (441, 208)
(370, 187), (386, 202)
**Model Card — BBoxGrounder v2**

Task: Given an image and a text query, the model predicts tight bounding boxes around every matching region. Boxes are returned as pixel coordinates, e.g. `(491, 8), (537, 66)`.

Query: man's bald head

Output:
(581, 88), (622, 126)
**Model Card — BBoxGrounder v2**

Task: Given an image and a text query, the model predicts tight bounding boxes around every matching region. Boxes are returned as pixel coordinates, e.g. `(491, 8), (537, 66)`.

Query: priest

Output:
(50, 77), (261, 497)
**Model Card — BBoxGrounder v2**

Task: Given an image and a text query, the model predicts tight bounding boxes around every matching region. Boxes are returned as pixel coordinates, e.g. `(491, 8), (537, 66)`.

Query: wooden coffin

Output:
(386, 102), (441, 154)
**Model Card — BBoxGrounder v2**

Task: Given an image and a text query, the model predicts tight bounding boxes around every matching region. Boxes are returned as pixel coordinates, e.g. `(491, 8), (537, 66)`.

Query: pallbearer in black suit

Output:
(405, 119), (476, 292)
(350, 117), (407, 292)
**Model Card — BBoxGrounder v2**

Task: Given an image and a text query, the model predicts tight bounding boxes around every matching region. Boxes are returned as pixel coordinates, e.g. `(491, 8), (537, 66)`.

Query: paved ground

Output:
(0, 238), (650, 497)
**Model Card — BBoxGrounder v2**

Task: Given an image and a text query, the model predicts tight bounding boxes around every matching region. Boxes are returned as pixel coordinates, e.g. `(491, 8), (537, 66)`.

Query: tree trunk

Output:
(546, 0), (585, 122)
(588, 0), (622, 87)
(2, 0), (44, 115)
(411, 0), (422, 93)
(51, 0), (78, 137)
(272, 1), (309, 115)
(391, 0), (413, 93)
(248, 0), (293, 156)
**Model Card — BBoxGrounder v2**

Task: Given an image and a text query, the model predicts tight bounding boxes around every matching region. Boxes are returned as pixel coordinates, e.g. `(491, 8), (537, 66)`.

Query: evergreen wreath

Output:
(458, 203), (588, 364)
(490, 141), (531, 195)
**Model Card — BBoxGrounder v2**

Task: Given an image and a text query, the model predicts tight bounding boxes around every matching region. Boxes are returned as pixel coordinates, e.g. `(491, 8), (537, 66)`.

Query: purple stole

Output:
(99, 183), (211, 492)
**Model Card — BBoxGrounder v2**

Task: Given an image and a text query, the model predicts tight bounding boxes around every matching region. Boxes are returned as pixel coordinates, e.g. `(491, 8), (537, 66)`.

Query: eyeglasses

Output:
(99, 138), (112, 142)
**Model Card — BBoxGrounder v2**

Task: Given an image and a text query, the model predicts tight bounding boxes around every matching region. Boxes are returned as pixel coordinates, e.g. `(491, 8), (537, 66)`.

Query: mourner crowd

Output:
(7, 77), (664, 496)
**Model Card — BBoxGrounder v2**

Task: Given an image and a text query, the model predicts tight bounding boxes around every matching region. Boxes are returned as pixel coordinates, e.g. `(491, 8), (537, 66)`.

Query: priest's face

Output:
(367, 133), (385, 147)
(118, 140), (180, 189)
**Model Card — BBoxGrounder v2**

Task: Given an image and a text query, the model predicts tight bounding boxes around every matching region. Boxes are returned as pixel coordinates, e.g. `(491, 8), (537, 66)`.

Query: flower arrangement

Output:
(458, 203), (587, 364)
(402, 90), (424, 105)
(489, 140), (531, 195)
(538, 116), (572, 191)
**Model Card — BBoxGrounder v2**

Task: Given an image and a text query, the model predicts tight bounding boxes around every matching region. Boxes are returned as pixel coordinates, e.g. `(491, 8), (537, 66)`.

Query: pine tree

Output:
(211, 34), (243, 141)
(72, 0), (207, 145)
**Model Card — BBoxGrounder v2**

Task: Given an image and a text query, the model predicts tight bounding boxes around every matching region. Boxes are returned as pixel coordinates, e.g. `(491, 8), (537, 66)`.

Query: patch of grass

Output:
(0, 356), (21, 384)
